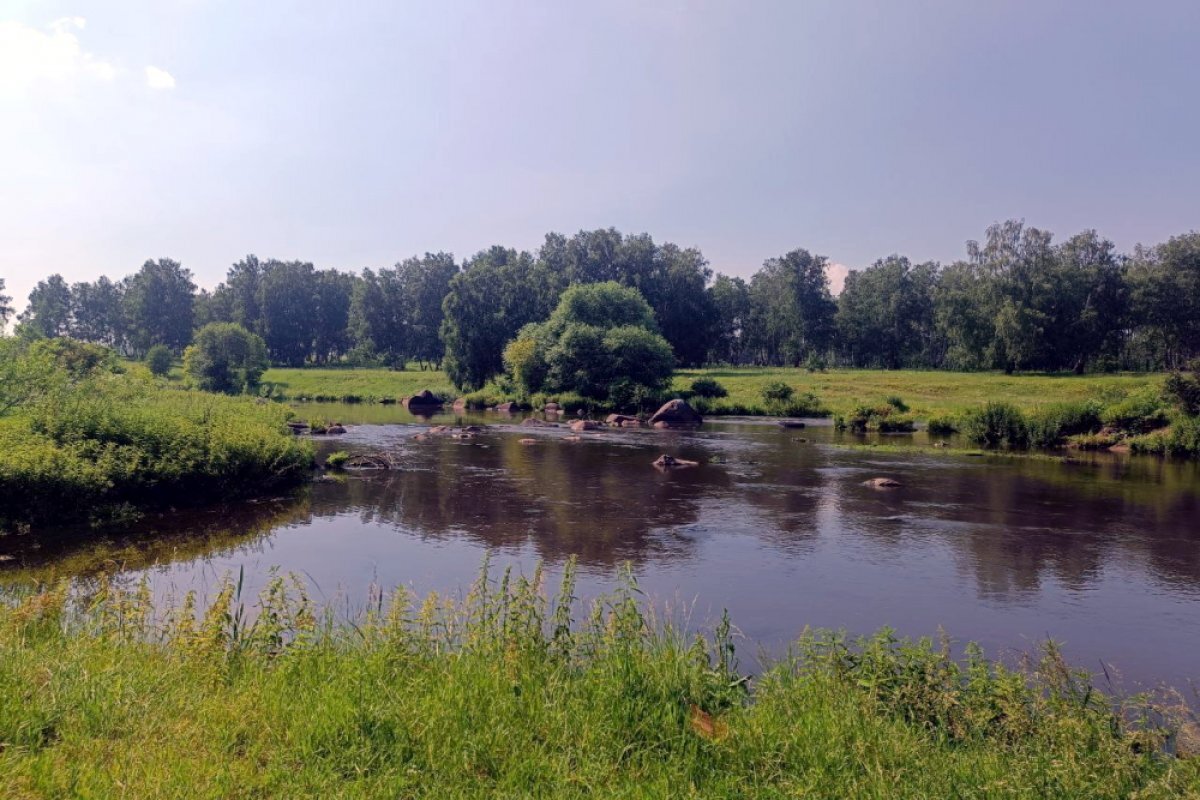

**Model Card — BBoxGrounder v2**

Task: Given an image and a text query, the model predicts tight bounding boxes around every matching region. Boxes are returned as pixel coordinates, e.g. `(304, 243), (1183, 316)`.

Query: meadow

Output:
(261, 364), (1160, 419)
(0, 565), (1196, 798)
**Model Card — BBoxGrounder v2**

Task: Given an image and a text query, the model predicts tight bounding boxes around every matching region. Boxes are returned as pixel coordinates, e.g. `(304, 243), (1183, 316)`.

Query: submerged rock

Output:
(863, 477), (902, 489)
(570, 419), (601, 432)
(404, 390), (443, 410)
(778, 420), (806, 429)
(653, 454), (699, 469)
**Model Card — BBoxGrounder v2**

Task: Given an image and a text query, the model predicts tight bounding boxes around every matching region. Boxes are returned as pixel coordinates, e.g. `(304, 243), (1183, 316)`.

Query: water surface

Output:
(4, 404), (1199, 691)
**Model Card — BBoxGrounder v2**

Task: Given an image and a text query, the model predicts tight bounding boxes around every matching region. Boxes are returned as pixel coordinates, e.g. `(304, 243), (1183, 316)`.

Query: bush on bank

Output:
(0, 342), (312, 526)
(0, 566), (1195, 798)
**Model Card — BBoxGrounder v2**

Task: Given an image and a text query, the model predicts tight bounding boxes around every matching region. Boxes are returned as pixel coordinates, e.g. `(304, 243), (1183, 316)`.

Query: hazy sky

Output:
(2, 0), (1198, 313)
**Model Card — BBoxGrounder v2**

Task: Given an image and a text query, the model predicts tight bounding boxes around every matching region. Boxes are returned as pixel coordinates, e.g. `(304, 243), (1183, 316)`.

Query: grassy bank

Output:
(1, 566), (1196, 798)
(257, 365), (1158, 418)
(0, 363), (312, 528)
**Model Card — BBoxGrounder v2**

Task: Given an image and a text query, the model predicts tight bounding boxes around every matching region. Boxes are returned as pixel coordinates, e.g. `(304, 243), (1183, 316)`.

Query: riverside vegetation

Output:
(0, 338), (312, 528)
(0, 563), (1197, 798)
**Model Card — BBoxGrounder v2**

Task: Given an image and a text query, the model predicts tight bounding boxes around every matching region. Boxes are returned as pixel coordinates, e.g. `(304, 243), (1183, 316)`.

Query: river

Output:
(3, 404), (1199, 691)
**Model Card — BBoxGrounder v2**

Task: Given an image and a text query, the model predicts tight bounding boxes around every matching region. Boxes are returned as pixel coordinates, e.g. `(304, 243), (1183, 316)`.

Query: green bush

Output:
(1103, 387), (1171, 433)
(325, 450), (350, 469)
(690, 377), (728, 398)
(885, 395), (909, 413)
(843, 402), (914, 433)
(925, 416), (958, 435)
(145, 344), (173, 377)
(961, 402), (1029, 448)
(760, 381), (794, 405)
(1129, 416), (1200, 457)
(184, 323), (270, 395)
(1025, 401), (1102, 448)
(1164, 368), (1200, 416)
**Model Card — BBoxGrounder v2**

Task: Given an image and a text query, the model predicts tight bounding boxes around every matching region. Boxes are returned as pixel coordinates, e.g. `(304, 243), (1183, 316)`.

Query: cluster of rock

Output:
(287, 420), (346, 435)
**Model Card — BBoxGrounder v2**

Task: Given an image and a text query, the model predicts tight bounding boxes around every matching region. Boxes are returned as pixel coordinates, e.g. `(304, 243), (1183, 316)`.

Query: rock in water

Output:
(648, 399), (703, 427)
(404, 390), (444, 410)
(863, 477), (902, 489)
(569, 419), (600, 432)
(653, 454), (699, 469)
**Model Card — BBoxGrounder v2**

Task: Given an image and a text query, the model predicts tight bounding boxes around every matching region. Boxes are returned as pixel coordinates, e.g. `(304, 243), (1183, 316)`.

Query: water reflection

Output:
(2, 409), (1199, 688)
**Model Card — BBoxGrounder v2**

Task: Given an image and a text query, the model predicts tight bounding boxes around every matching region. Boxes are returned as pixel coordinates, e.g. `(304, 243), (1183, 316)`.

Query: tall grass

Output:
(0, 564), (1196, 797)
(0, 372), (312, 526)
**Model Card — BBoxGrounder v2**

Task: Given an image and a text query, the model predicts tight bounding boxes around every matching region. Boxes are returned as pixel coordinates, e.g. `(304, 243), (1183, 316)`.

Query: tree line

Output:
(5, 221), (1199, 389)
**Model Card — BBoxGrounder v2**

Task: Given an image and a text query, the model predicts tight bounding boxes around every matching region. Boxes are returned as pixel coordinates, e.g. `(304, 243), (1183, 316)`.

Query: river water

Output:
(3, 405), (1199, 691)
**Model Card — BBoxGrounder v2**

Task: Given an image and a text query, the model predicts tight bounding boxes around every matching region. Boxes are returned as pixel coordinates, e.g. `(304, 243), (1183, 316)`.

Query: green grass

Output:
(257, 365), (1160, 419)
(261, 366), (455, 403)
(672, 368), (1159, 419)
(0, 370), (313, 528)
(0, 564), (1195, 798)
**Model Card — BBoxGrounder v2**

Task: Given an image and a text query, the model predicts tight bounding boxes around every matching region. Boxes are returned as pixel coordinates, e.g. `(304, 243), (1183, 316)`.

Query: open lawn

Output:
(257, 365), (1162, 420)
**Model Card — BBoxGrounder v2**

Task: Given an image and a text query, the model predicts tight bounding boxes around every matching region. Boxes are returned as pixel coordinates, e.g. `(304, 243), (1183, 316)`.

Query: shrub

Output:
(804, 353), (828, 373)
(325, 450), (350, 469)
(183, 323), (270, 395)
(690, 377), (728, 398)
(961, 402), (1029, 448)
(843, 402), (913, 433)
(145, 345), (173, 377)
(926, 416), (958, 435)
(761, 381), (794, 405)
(1129, 416), (1200, 457)
(885, 396), (909, 413)
(1025, 401), (1102, 448)
(1164, 368), (1200, 416)
(1101, 388), (1170, 433)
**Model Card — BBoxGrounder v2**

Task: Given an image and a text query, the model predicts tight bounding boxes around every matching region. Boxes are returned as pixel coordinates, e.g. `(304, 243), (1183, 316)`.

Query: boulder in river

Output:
(522, 418), (557, 428)
(648, 399), (702, 427)
(863, 477), (902, 489)
(570, 419), (601, 432)
(606, 413), (640, 426)
(404, 390), (444, 410)
(653, 454), (699, 469)
(544, 402), (561, 412)
(778, 420), (806, 429)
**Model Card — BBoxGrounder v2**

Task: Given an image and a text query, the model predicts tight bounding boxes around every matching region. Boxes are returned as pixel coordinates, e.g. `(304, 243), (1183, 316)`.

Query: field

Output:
(260, 365), (1161, 419)
(1, 568), (1196, 798)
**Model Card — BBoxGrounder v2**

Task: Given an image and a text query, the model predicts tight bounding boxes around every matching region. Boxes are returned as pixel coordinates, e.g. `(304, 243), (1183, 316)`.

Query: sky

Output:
(2, 0), (1198, 315)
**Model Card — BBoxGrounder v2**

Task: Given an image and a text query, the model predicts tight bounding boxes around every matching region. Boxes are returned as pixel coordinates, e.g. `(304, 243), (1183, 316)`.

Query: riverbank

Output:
(0, 365), (312, 528)
(261, 365), (1158, 418)
(1, 568), (1196, 798)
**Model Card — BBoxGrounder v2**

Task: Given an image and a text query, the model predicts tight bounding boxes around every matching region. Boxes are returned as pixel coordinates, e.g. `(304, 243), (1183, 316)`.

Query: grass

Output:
(254, 365), (1160, 419)
(0, 368), (313, 528)
(0, 563), (1196, 798)
(260, 366), (455, 404)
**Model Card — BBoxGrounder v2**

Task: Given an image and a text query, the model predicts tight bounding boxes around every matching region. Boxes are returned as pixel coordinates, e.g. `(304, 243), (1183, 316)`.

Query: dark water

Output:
(4, 405), (1200, 691)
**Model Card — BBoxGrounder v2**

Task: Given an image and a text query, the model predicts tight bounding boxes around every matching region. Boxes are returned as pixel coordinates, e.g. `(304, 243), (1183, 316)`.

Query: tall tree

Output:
(313, 269), (355, 364)
(258, 260), (318, 366)
(745, 249), (837, 366)
(123, 259), (196, 354)
(18, 275), (73, 338)
(707, 274), (751, 364)
(349, 267), (408, 365)
(837, 256), (938, 369)
(1127, 233), (1200, 369)
(0, 279), (11, 327)
(69, 276), (126, 348)
(441, 246), (551, 390)
(396, 253), (458, 367)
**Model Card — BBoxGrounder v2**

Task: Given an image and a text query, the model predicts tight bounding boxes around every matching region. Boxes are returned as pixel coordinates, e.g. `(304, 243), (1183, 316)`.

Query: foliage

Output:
(1163, 365), (1200, 416)
(745, 248), (837, 366)
(842, 402), (916, 433)
(837, 256), (938, 368)
(760, 380), (794, 405)
(1129, 416), (1200, 457)
(689, 377), (728, 398)
(183, 323), (270, 394)
(961, 402), (1030, 448)
(1025, 401), (1103, 448)
(0, 364), (311, 526)
(17, 274), (73, 338)
(0, 277), (11, 326)
(0, 569), (1194, 797)
(503, 283), (675, 405)
(1101, 387), (1170, 433)
(925, 416), (958, 435)
(122, 258), (196, 355)
(145, 344), (173, 377)
(324, 450), (350, 469)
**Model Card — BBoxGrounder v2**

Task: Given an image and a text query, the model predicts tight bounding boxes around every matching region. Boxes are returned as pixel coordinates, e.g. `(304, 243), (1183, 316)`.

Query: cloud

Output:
(144, 65), (176, 90)
(825, 261), (850, 295)
(0, 17), (117, 98)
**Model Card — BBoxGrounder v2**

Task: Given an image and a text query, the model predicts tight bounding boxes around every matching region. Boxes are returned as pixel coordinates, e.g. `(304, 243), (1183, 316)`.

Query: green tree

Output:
(18, 275), (73, 338)
(441, 246), (553, 390)
(746, 249), (837, 366)
(933, 260), (995, 370)
(123, 259), (196, 355)
(259, 260), (318, 366)
(1127, 232), (1200, 369)
(146, 344), (173, 377)
(0, 278), (11, 328)
(313, 269), (355, 364)
(70, 276), (126, 349)
(183, 323), (269, 394)
(707, 274), (751, 364)
(349, 267), (408, 366)
(503, 282), (674, 404)
(398, 252), (458, 367)
(837, 256), (938, 368)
